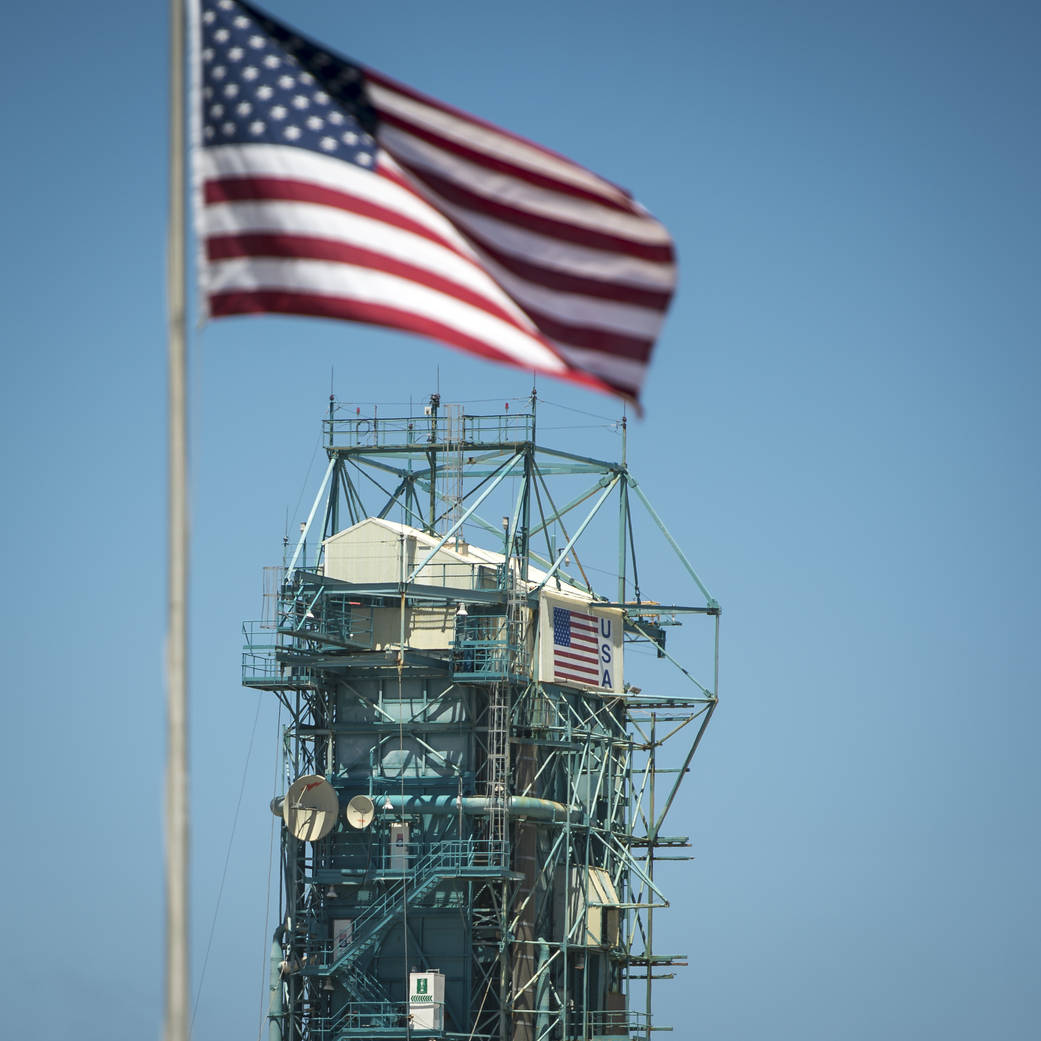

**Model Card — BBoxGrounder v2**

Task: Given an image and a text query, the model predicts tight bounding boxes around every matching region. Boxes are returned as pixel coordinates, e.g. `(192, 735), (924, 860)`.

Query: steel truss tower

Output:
(243, 395), (720, 1041)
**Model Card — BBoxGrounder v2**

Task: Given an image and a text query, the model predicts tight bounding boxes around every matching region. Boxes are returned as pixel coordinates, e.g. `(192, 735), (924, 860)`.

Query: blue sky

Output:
(2, 2), (1039, 1039)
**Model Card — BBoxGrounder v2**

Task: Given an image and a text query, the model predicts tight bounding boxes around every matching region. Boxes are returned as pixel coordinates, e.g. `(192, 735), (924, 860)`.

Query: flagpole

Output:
(166, 0), (189, 1039)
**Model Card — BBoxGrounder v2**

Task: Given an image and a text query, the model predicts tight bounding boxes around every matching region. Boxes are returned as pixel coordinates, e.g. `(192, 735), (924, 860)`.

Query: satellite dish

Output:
(283, 774), (339, 841)
(345, 794), (375, 829)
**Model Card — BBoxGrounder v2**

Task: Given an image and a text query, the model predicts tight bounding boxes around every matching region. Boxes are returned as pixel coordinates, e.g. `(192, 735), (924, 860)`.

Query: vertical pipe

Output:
(500, 878), (510, 1041)
(535, 938), (550, 1040)
(165, 2), (189, 1041)
(522, 389), (536, 585)
(714, 612), (720, 699)
(617, 455), (628, 605)
(427, 393), (439, 534)
(561, 712), (572, 1041)
(645, 715), (655, 1041)
(269, 928), (285, 1041)
(327, 396), (338, 543)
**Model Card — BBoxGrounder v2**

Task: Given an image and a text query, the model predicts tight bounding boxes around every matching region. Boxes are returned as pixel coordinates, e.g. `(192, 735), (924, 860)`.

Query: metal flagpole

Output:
(166, 0), (189, 1039)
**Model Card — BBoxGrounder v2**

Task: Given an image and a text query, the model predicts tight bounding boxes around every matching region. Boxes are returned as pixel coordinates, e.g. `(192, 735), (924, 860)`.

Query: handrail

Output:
(307, 839), (507, 976)
(324, 411), (534, 451)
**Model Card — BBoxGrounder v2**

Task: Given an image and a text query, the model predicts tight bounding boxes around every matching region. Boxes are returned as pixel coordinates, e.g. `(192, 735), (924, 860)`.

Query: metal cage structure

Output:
(244, 395), (720, 1041)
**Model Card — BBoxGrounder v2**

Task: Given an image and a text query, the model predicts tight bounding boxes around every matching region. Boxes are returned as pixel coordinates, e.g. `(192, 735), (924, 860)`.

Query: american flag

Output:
(552, 606), (601, 687)
(192, 0), (675, 405)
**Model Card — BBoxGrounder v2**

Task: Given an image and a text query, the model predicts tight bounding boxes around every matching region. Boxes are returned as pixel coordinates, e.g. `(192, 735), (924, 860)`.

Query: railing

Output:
(407, 560), (501, 591)
(242, 622), (312, 686)
(375, 838), (509, 877)
(452, 614), (529, 681)
(452, 639), (515, 679)
(317, 999), (405, 1036)
(325, 411), (534, 451)
(276, 594), (375, 649)
(242, 598), (375, 685)
(242, 632), (318, 687)
(304, 839), (509, 974)
(569, 1008), (651, 1039)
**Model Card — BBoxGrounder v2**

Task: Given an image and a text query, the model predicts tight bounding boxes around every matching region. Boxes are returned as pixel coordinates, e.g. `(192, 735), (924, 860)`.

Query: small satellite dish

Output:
(345, 794), (375, 829)
(283, 775), (339, 841)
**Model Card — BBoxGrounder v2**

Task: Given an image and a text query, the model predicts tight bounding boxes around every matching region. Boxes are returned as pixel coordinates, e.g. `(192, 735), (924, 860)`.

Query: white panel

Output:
(409, 970), (445, 1030)
(333, 919), (353, 959)
(390, 822), (410, 873)
(538, 591), (624, 692)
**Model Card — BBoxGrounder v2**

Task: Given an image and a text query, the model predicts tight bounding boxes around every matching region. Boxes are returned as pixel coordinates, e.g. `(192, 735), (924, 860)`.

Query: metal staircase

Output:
(305, 840), (511, 981)
(324, 964), (399, 1038)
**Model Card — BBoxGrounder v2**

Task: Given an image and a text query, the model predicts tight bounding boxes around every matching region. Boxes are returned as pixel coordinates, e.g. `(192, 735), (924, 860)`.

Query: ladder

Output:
(486, 675), (509, 867)
(441, 402), (466, 534)
(486, 572), (530, 866)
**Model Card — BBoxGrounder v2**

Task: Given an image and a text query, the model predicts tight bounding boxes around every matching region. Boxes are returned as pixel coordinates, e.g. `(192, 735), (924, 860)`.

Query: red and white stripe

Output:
(553, 611), (601, 686)
(195, 30), (675, 405)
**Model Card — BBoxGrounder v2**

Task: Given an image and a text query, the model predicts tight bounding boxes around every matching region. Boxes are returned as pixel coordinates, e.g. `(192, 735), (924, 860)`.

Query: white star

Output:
(233, 15), (250, 28)
(314, 91), (329, 105)
(358, 153), (373, 166)
(314, 53), (332, 68)
(228, 46), (244, 62)
(242, 66), (259, 81)
(214, 28), (229, 43)
(327, 111), (344, 125)
(278, 75), (295, 89)
(202, 86), (213, 101)
(284, 125), (302, 141)
(237, 101), (252, 115)
(204, 125), (215, 139)
(210, 103), (224, 118)
(270, 105), (287, 120)
(263, 54), (280, 68)
(249, 34), (265, 49)
(249, 120), (266, 135)
(320, 137), (337, 151)
(202, 10), (215, 24)
(306, 115), (323, 130)
(299, 72), (314, 85)
(202, 48), (214, 63)
(212, 66), (226, 80)
(222, 121), (236, 135)
(257, 85), (274, 100)
(218, 0), (234, 9)
(223, 83), (239, 98)
(292, 95), (309, 110)
(342, 131), (357, 145)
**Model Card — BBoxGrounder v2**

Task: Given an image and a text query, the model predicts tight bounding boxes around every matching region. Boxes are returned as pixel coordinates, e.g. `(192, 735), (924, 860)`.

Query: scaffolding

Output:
(244, 395), (720, 1041)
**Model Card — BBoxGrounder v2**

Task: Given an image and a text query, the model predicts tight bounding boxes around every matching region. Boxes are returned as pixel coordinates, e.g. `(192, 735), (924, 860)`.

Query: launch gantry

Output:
(243, 394), (719, 1041)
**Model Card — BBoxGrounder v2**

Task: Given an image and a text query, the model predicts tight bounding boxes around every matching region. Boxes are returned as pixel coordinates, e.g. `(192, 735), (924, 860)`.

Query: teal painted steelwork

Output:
(246, 395), (720, 1041)
(303, 840), (511, 978)
(268, 927), (284, 1041)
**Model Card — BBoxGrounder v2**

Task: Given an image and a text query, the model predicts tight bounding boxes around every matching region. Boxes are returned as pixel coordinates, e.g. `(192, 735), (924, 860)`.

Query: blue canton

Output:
(553, 607), (571, 647)
(200, 0), (377, 167)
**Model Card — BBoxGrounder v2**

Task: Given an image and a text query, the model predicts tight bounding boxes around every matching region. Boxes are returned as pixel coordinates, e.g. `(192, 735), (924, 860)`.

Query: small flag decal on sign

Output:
(552, 607), (600, 687)
(540, 593), (623, 691)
